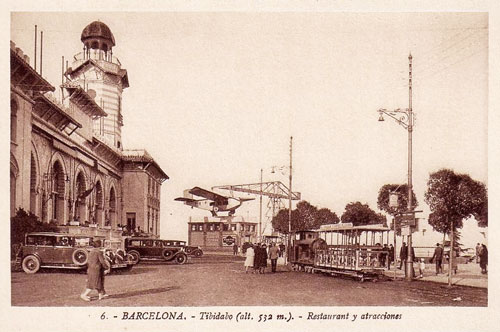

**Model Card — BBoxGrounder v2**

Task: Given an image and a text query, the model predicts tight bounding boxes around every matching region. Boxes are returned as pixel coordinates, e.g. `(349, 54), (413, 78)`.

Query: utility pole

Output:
(289, 136), (293, 234)
(259, 168), (263, 241)
(287, 136), (293, 264)
(406, 53), (415, 281)
(377, 54), (415, 281)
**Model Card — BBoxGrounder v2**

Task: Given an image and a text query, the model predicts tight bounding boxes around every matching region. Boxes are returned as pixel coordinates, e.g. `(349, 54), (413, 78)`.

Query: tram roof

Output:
(318, 223), (390, 232)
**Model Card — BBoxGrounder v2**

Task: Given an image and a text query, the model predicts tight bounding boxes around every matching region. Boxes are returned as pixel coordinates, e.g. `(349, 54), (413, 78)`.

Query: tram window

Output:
(191, 225), (197, 231)
(223, 224), (229, 231)
(197, 225), (203, 231)
(230, 224), (236, 231)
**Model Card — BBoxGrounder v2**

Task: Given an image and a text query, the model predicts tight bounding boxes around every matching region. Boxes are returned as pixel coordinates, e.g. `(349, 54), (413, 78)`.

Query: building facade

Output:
(10, 21), (168, 240)
(188, 216), (258, 251)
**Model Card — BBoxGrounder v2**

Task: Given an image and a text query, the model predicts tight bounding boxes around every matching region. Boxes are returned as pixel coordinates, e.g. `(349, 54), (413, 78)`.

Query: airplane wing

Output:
(189, 187), (227, 204)
(238, 197), (255, 202)
(174, 197), (198, 203)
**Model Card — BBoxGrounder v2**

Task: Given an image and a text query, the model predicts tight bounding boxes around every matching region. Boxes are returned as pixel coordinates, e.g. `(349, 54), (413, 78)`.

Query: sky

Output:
(10, 12), (489, 248)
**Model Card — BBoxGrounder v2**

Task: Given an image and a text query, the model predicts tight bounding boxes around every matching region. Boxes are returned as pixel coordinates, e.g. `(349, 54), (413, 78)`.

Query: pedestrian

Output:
(244, 244), (255, 273)
(450, 250), (458, 274)
(399, 242), (407, 270)
(80, 240), (111, 301)
(475, 243), (482, 264)
(479, 244), (488, 274)
(429, 243), (444, 275)
(253, 243), (262, 273)
(387, 244), (395, 270)
(233, 243), (238, 256)
(279, 243), (285, 258)
(268, 243), (279, 273)
(259, 243), (268, 274)
(380, 244), (389, 267)
(418, 258), (425, 278)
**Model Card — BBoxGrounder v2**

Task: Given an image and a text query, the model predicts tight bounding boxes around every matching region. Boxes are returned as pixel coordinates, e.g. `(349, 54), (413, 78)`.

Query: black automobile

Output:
(165, 240), (203, 258)
(124, 237), (188, 264)
(16, 232), (134, 274)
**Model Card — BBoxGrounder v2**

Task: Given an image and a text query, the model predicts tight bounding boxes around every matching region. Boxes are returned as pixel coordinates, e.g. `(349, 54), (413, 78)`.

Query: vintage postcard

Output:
(2, 1), (498, 332)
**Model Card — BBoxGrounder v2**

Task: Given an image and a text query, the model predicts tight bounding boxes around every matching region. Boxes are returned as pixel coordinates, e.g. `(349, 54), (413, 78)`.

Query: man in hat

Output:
(430, 243), (444, 275)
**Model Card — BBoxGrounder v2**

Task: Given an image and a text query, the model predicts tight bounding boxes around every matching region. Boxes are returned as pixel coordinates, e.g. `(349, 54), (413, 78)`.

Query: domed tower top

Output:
(81, 21), (115, 52)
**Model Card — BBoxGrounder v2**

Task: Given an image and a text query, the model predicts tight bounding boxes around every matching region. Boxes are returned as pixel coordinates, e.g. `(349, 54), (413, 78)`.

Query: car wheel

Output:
(175, 253), (187, 265)
(116, 249), (126, 261)
(72, 249), (89, 266)
(22, 255), (40, 274)
(104, 249), (114, 263)
(194, 250), (203, 258)
(128, 251), (140, 264)
(162, 249), (174, 261)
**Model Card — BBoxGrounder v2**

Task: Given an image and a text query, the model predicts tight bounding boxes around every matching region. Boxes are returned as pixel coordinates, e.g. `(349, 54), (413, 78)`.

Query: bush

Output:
(11, 209), (58, 258)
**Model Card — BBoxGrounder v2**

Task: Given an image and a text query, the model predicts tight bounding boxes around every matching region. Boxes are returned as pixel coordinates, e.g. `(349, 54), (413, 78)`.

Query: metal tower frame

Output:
(212, 181), (301, 235)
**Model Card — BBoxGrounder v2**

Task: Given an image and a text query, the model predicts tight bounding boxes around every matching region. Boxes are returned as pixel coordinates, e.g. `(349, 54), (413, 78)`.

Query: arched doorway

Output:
(30, 153), (38, 215)
(94, 181), (104, 227)
(75, 172), (88, 223)
(51, 161), (66, 224)
(10, 170), (17, 218)
(10, 154), (19, 218)
(108, 187), (117, 228)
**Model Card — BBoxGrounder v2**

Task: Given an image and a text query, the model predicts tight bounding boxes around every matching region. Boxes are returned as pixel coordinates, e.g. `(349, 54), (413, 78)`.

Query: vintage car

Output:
(164, 240), (203, 257)
(124, 237), (188, 264)
(102, 238), (137, 270)
(16, 232), (134, 274)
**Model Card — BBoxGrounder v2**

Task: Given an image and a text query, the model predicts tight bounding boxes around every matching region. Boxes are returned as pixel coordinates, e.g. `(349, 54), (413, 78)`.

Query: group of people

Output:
(244, 243), (281, 273)
(376, 244), (395, 269)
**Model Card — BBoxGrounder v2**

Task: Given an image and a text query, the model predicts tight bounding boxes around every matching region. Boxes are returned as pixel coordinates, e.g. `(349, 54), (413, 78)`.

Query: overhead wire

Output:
(417, 29), (486, 75)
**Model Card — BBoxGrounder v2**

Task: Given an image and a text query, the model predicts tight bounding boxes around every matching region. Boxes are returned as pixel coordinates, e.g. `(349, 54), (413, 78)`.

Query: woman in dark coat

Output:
(80, 240), (111, 301)
(253, 243), (262, 273)
(479, 244), (488, 274)
(259, 244), (268, 274)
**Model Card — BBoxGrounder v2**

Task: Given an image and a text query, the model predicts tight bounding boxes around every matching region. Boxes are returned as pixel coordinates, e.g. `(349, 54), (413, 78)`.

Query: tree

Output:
(424, 168), (487, 285)
(425, 169), (487, 233)
(271, 200), (339, 233)
(377, 183), (418, 234)
(340, 201), (386, 226)
(315, 208), (340, 228)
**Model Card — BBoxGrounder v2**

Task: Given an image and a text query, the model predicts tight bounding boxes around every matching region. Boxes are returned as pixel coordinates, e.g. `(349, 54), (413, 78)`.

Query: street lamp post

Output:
(377, 54), (415, 281)
(288, 136), (293, 264)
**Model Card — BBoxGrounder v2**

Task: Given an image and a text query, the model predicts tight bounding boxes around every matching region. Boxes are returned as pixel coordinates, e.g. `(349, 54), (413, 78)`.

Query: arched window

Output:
(11, 99), (18, 143)
(51, 161), (66, 224)
(30, 154), (37, 214)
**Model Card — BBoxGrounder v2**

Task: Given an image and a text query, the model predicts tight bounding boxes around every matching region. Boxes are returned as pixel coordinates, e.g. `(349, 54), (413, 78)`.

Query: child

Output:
(418, 258), (425, 278)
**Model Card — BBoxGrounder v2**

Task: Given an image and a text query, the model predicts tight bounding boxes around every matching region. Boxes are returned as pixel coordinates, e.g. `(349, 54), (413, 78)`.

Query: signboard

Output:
(222, 235), (235, 247)
(389, 193), (399, 208)
(401, 226), (411, 236)
(400, 214), (415, 225)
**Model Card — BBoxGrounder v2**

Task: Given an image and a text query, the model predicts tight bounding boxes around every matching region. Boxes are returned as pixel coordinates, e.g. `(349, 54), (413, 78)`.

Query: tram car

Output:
(289, 223), (391, 282)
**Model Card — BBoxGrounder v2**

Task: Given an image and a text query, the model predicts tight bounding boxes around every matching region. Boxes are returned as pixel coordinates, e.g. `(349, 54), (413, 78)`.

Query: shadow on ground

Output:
(109, 286), (180, 299)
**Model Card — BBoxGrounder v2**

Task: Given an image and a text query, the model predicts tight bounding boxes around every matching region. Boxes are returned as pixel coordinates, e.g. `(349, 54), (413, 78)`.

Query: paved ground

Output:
(385, 260), (488, 288)
(11, 255), (487, 307)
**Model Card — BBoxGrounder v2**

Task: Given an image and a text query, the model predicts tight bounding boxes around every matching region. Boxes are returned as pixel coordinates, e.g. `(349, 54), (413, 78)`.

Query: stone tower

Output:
(66, 21), (129, 150)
